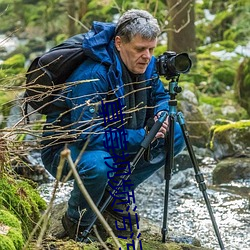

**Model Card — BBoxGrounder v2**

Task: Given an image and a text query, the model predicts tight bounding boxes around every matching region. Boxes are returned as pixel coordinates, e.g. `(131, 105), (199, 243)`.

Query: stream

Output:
(38, 155), (250, 250)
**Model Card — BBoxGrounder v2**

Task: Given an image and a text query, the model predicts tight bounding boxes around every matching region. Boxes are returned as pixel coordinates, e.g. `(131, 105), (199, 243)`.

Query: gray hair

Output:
(115, 9), (161, 43)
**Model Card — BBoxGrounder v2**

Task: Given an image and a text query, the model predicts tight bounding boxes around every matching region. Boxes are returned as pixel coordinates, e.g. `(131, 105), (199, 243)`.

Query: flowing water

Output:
(38, 156), (250, 250)
(134, 157), (250, 250)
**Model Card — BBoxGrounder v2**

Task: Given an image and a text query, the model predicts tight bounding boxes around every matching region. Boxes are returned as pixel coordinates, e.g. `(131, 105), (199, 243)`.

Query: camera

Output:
(156, 51), (192, 79)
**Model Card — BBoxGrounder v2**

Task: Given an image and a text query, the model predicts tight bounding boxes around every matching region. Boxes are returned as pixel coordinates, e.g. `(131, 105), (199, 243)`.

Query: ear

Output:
(115, 36), (122, 51)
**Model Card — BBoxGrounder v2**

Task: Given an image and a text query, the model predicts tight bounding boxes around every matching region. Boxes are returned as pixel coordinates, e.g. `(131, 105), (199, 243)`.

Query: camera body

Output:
(156, 51), (192, 79)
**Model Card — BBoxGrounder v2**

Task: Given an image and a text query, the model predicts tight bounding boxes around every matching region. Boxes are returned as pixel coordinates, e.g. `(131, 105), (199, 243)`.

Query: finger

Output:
(155, 131), (165, 139)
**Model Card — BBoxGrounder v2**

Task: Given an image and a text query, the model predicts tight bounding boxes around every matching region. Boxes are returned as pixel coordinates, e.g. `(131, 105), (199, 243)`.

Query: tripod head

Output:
(168, 76), (182, 100)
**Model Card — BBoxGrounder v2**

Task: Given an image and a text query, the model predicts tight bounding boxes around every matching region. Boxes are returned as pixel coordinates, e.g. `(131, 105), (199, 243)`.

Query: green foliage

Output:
(199, 95), (224, 107)
(213, 67), (235, 86)
(196, 0), (250, 47)
(0, 54), (26, 84)
(1, 54), (25, 69)
(234, 57), (250, 115)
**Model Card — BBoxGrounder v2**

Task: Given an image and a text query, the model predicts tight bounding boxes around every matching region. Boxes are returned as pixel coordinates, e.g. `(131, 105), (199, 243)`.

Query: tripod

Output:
(82, 77), (225, 250)
(161, 77), (225, 249)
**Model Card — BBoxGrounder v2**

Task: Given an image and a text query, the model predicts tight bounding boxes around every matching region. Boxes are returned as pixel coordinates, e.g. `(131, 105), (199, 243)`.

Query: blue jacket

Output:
(44, 21), (170, 154)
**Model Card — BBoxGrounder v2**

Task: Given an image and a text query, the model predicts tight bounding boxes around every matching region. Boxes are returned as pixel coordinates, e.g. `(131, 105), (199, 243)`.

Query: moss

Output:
(0, 209), (21, 229)
(0, 174), (47, 239)
(213, 67), (235, 86)
(105, 237), (208, 250)
(1, 54), (25, 69)
(209, 120), (250, 151)
(7, 228), (24, 249)
(199, 95), (224, 107)
(213, 120), (250, 133)
(234, 57), (250, 115)
(0, 235), (16, 250)
(0, 209), (24, 249)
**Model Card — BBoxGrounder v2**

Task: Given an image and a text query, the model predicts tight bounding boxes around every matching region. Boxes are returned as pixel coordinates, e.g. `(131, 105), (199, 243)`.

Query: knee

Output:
(77, 150), (113, 182)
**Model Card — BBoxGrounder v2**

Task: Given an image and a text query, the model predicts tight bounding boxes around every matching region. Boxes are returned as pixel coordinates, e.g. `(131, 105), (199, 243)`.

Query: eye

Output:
(149, 48), (154, 53)
(136, 48), (145, 53)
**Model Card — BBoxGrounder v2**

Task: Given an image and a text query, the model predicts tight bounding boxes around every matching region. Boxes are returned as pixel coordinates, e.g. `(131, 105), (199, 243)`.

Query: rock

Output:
(213, 157), (250, 184)
(170, 168), (193, 189)
(209, 120), (250, 160)
(179, 100), (211, 148)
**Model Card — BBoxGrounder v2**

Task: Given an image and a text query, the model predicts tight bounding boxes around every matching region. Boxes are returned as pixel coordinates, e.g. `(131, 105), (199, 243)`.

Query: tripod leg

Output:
(162, 114), (175, 243)
(177, 112), (225, 250)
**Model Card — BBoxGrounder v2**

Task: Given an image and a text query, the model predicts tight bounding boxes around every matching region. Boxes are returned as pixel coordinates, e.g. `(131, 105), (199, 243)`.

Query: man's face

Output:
(115, 35), (157, 74)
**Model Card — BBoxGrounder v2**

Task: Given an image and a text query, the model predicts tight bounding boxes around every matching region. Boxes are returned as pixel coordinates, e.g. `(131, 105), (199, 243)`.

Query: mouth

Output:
(138, 62), (148, 67)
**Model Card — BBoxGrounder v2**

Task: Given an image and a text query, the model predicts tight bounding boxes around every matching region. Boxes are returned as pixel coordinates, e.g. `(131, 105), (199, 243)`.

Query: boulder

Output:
(209, 119), (250, 160)
(213, 157), (250, 184)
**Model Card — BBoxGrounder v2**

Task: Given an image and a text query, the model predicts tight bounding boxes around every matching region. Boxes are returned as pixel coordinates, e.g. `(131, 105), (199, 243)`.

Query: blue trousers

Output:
(41, 122), (185, 226)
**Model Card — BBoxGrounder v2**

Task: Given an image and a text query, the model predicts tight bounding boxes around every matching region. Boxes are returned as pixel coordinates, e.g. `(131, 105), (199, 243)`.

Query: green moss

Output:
(209, 120), (250, 150)
(199, 95), (224, 107)
(105, 237), (206, 250)
(0, 209), (21, 229)
(235, 57), (250, 115)
(213, 67), (235, 86)
(0, 235), (16, 250)
(0, 175), (47, 239)
(0, 209), (24, 249)
(1, 54), (25, 69)
(7, 228), (24, 249)
(213, 120), (250, 133)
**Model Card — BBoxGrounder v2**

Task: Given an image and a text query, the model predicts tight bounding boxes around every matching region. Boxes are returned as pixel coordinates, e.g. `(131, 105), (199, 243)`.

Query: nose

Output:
(142, 49), (151, 60)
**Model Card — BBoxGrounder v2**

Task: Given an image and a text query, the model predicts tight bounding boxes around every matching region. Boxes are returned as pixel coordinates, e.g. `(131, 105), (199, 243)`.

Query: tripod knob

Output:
(174, 86), (182, 93)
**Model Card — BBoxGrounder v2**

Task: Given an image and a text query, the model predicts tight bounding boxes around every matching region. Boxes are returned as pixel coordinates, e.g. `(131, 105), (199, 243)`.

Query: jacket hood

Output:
(82, 21), (116, 65)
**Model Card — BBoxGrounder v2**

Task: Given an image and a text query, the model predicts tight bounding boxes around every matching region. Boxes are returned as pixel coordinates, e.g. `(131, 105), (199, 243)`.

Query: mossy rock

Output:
(209, 120), (250, 160)
(199, 92), (248, 122)
(0, 174), (47, 239)
(0, 209), (24, 250)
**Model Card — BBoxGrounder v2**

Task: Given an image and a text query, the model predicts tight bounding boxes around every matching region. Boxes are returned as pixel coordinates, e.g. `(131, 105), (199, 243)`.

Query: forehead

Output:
(127, 34), (157, 47)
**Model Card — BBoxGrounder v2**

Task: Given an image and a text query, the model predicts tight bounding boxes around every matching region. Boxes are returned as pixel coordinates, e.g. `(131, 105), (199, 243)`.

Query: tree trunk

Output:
(67, 0), (77, 36)
(167, 0), (196, 62)
(78, 0), (88, 20)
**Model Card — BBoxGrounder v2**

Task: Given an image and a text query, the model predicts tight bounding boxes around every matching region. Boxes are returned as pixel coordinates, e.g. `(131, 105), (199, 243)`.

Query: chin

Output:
(134, 69), (146, 75)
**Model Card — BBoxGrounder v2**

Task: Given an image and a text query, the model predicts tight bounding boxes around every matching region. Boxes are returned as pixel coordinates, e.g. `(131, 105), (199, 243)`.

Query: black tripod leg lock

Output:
(141, 111), (168, 149)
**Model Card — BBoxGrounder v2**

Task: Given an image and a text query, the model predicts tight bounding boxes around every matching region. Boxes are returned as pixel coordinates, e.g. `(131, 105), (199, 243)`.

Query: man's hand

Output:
(154, 111), (169, 139)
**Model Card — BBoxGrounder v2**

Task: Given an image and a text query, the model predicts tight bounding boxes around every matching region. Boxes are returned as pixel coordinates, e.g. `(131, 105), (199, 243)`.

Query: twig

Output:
(134, 227), (141, 250)
(22, 154), (65, 249)
(93, 225), (110, 250)
(61, 148), (123, 250)
(68, 14), (89, 31)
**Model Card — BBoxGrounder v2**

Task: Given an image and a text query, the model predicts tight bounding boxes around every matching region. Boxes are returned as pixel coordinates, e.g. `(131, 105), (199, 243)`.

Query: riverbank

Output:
(38, 155), (250, 250)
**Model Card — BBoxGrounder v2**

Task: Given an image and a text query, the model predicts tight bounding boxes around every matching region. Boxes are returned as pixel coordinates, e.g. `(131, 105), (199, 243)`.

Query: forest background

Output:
(0, 0), (250, 125)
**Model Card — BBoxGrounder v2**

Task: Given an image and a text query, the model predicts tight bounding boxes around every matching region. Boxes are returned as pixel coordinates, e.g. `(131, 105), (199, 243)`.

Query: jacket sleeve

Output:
(65, 60), (146, 154)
